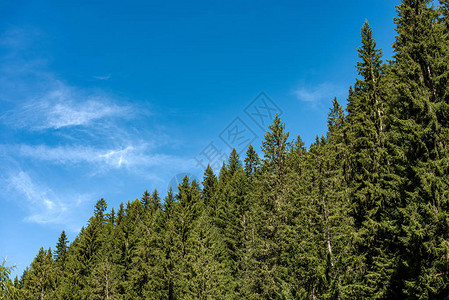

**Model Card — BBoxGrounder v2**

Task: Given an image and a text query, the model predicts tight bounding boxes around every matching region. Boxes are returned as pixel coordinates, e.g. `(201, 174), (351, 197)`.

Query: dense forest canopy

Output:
(2, 0), (449, 299)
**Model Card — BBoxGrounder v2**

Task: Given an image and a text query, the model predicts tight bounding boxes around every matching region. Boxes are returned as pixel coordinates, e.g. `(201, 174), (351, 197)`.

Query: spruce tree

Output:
(201, 165), (218, 209)
(244, 144), (260, 178)
(388, 1), (449, 297)
(140, 190), (151, 210)
(0, 260), (19, 299)
(343, 20), (398, 298)
(22, 247), (54, 300)
(214, 149), (247, 296)
(54, 231), (69, 267)
(243, 115), (292, 298)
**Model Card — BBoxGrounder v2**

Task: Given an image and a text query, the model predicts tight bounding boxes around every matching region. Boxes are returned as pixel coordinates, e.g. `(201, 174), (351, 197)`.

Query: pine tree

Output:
(244, 144), (260, 178)
(387, 1), (449, 297)
(290, 99), (359, 299)
(129, 188), (166, 298)
(186, 200), (232, 299)
(54, 231), (69, 267)
(165, 176), (202, 297)
(0, 260), (19, 299)
(140, 190), (151, 210)
(243, 115), (292, 298)
(51, 230), (70, 298)
(201, 165), (218, 209)
(22, 247), (54, 300)
(214, 149), (248, 296)
(94, 198), (107, 223)
(342, 20), (399, 298)
(261, 113), (290, 179)
(150, 189), (161, 213)
(288, 134), (306, 174)
(161, 189), (177, 300)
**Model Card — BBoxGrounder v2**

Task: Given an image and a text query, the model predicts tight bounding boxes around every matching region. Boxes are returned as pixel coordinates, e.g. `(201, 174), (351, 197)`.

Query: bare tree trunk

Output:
(322, 195), (334, 267)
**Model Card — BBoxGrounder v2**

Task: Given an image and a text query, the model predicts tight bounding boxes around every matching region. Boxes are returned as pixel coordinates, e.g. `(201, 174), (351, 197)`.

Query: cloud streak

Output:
(93, 74), (111, 80)
(1, 143), (195, 172)
(0, 25), (197, 232)
(6, 171), (90, 229)
(1, 82), (130, 130)
(294, 82), (345, 105)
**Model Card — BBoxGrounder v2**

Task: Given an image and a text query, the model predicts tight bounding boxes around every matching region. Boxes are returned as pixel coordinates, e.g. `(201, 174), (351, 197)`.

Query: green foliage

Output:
(1, 260), (19, 300)
(14, 2), (449, 298)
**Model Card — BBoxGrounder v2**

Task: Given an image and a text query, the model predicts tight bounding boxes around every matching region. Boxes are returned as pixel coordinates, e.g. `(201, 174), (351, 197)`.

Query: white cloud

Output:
(1, 81), (130, 130)
(0, 28), (132, 131)
(0, 26), (200, 232)
(6, 171), (90, 228)
(294, 82), (345, 104)
(5, 143), (194, 172)
(93, 74), (111, 80)
(0, 27), (42, 57)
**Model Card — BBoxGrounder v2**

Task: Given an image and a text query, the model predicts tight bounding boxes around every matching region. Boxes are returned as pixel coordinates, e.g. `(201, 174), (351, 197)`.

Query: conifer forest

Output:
(3, 0), (449, 299)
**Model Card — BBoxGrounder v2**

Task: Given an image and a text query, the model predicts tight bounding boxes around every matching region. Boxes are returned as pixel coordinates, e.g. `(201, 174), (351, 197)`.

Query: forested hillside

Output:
(2, 0), (449, 298)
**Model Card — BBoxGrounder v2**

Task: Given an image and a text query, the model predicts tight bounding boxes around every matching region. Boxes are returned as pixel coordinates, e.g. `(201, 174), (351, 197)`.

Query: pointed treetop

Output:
(150, 189), (161, 211)
(227, 148), (242, 177)
(117, 202), (125, 225)
(176, 175), (195, 207)
(291, 134), (307, 158)
(141, 190), (151, 210)
(327, 97), (345, 135)
(163, 187), (176, 215)
(357, 20), (383, 86)
(261, 113), (290, 169)
(54, 230), (69, 263)
(202, 165), (218, 204)
(108, 207), (115, 224)
(94, 198), (107, 221)
(218, 161), (228, 183)
(244, 144), (260, 177)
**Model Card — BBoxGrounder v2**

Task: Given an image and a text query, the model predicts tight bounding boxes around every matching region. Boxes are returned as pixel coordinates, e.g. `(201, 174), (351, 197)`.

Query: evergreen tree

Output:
(0, 260), (19, 300)
(54, 231), (69, 266)
(214, 149), (248, 296)
(150, 189), (161, 213)
(387, 0), (449, 297)
(94, 198), (107, 223)
(201, 165), (218, 209)
(22, 247), (54, 300)
(14, 3), (449, 298)
(243, 115), (292, 298)
(140, 190), (151, 210)
(343, 20), (398, 298)
(244, 144), (260, 178)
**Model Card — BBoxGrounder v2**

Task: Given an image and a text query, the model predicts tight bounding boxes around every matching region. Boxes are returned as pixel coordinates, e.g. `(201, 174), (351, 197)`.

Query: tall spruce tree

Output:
(140, 190), (151, 211)
(22, 247), (54, 300)
(243, 114), (293, 298)
(387, 0), (449, 297)
(343, 21), (398, 298)
(244, 144), (260, 178)
(54, 231), (69, 267)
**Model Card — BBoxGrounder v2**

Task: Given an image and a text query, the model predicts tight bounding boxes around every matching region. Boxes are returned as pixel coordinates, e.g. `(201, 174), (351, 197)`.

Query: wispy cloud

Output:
(93, 74), (111, 80)
(294, 82), (345, 105)
(0, 27), (134, 132)
(0, 25), (195, 232)
(0, 26), (42, 57)
(1, 144), (195, 173)
(1, 82), (130, 130)
(6, 171), (90, 229)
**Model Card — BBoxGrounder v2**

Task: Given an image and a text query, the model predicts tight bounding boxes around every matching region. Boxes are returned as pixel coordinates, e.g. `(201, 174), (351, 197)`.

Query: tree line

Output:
(2, 0), (449, 298)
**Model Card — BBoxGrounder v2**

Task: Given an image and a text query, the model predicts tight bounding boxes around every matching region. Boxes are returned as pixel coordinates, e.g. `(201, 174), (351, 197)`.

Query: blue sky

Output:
(0, 0), (398, 277)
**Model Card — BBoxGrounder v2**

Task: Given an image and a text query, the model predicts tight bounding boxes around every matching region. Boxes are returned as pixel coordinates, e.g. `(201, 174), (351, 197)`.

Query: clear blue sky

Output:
(0, 0), (398, 277)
